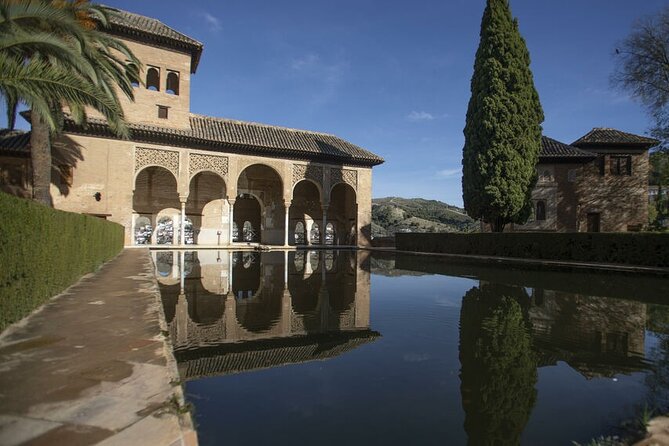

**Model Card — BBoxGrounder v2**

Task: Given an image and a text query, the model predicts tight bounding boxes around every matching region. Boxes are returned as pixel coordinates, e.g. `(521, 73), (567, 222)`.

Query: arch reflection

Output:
(153, 249), (378, 380)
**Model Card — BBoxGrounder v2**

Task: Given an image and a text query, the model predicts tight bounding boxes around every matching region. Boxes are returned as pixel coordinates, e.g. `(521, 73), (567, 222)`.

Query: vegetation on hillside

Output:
(462, 0), (544, 232)
(372, 197), (477, 237)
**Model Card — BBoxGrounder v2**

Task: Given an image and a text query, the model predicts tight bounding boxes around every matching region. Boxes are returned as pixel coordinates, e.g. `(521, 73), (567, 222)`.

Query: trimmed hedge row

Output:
(0, 192), (124, 332)
(395, 232), (669, 268)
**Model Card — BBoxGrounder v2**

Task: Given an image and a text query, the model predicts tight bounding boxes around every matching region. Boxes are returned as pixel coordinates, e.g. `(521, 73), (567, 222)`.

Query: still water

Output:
(152, 250), (669, 446)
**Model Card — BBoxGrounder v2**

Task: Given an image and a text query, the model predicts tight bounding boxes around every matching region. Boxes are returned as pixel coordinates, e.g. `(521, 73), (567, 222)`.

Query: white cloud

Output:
(407, 111), (435, 122)
(288, 52), (350, 106)
(437, 168), (461, 178)
(291, 53), (321, 71)
(199, 12), (222, 32)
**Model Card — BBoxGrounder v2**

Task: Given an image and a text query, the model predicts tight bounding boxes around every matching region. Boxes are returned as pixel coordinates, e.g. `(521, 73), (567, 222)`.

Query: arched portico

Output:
(186, 171), (227, 245)
(290, 180), (323, 246)
(234, 164), (286, 245)
(329, 183), (358, 246)
(132, 166), (180, 245)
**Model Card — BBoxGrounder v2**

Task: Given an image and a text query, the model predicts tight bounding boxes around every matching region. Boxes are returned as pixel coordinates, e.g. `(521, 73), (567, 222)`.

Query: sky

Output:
(7, 0), (668, 206)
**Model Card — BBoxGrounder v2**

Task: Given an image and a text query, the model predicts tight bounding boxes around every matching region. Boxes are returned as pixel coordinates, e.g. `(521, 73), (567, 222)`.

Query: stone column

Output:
(322, 205), (329, 245)
(224, 292), (237, 342)
(284, 201), (291, 247)
(176, 293), (188, 347)
(180, 250), (185, 293)
(284, 250), (289, 287)
(281, 288), (292, 336)
(306, 220), (312, 246)
(228, 198), (236, 245)
(179, 199), (187, 246)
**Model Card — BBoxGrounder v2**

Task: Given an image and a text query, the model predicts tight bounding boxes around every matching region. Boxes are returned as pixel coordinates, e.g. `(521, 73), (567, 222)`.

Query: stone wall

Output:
(575, 151), (649, 232)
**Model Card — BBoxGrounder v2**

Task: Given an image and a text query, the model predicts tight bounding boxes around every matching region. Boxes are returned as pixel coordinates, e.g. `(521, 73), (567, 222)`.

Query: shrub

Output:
(0, 192), (124, 331)
(395, 232), (669, 267)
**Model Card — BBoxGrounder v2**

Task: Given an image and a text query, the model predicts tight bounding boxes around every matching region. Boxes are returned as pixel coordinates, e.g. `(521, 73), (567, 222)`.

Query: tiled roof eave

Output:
(105, 26), (202, 73)
(538, 155), (595, 163)
(62, 121), (384, 167)
(574, 142), (655, 149)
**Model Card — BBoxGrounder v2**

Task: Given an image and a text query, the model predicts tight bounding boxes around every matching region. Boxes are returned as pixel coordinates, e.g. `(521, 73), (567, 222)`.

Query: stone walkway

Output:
(0, 249), (197, 446)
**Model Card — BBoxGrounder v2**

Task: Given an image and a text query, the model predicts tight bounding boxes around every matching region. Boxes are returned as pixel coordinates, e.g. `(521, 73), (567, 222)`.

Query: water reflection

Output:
(459, 283), (537, 446)
(153, 251), (669, 445)
(152, 250), (378, 380)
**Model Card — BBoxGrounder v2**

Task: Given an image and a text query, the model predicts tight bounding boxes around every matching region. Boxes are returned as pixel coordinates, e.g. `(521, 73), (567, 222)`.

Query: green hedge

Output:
(395, 232), (669, 268)
(0, 192), (124, 331)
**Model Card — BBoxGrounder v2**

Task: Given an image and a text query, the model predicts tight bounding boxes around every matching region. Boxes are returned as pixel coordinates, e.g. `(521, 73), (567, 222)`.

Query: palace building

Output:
(510, 128), (658, 232)
(0, 7), (384, 247)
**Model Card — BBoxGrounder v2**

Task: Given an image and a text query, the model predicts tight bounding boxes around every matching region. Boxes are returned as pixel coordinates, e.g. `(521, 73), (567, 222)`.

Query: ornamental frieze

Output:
(292, 164), (323, 186)
(134, 147), (179, 177)
(330, 168), (357, 190)
(189, 153), (229, 179)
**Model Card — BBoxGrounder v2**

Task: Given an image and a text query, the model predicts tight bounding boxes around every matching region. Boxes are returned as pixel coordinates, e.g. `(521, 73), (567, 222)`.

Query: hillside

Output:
(372, 197), (477, 237)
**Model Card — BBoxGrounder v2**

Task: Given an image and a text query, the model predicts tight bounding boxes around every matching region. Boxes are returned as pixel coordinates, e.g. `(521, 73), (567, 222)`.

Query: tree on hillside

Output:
(612, 5), (669, 147)
(462, 0), (544, 232)
(0, 0), (140, 205)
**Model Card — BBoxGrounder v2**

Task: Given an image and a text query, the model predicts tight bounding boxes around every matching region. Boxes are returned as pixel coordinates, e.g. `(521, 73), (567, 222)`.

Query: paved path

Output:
(0, 249), (197, 446)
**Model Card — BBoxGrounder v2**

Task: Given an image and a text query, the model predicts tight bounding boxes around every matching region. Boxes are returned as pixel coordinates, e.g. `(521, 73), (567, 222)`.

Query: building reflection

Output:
(152, 250), (378, 380)
(529, 289), (647, 379)
(458, 280), (650, 445)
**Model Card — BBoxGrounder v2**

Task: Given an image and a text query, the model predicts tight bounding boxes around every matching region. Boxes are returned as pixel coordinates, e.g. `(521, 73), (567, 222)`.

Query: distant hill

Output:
(372, 197), (477, 237)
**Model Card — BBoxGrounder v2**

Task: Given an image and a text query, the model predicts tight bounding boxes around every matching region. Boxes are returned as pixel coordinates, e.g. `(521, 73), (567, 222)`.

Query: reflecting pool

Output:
(153, 250), (669, 446)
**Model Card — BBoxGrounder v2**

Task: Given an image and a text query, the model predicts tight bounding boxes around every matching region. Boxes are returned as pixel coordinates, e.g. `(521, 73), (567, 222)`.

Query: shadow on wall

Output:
(51, 135), (84, 198)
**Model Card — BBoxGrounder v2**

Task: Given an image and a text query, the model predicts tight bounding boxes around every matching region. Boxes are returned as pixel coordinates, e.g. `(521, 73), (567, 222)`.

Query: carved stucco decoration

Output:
(189, 153), (229, 179)
(330, 168), (357, 190)
(135, 147), (179, 177)
(292, 164), (323, 186)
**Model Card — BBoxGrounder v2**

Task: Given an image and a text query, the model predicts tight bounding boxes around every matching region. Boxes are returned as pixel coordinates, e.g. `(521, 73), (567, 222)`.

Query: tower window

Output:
(536, 200), (546, 221)
(158, 105), (169, 119)
(126, 61), (140, 88)
(610, 155), (632, 176)
(166, 71), (180, 95)
(146, 66), (160, 91)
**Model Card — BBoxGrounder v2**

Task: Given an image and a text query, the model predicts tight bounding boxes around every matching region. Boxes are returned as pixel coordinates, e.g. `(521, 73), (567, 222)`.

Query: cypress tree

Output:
(462, 0), (544, 232)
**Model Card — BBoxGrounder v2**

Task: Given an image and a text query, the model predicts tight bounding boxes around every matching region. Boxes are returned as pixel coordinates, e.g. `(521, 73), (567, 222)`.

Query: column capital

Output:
(321, 204), (330, 212)
(284, 200), (292, 208)
(178, 196), (188, 205)
(227, 197), (236, 206)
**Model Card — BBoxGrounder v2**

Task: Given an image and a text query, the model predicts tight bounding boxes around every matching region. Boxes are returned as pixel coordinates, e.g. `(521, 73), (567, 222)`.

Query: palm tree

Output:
(0, 0), (140, 205)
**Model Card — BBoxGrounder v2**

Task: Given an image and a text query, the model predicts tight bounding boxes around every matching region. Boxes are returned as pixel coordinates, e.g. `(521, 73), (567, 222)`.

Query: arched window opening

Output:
(242, 221), (257, 242)
(166, 71), (179, 95)
(155, 252), (173, 277)
(294, 221), (306, 244)
(536, 200), (546, 221)
(325, 223), (335, 245)
(183, 218), (194, 244)
(126, 62), (140, 88)
(308, 251), (320, 271)
(156, 216), (174, 244)
(232, 221), (239, 242)
(242, 252), (256, 269)
(310, 222), (321, 244)
(146, 67), (160, 91)
(134, 216), (152, 245)
(325, 251), (335, 271)
(294, 251), (305, 272)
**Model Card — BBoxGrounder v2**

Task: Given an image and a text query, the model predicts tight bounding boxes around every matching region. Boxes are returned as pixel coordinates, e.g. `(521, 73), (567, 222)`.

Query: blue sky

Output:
(9, 0), (668, 206)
